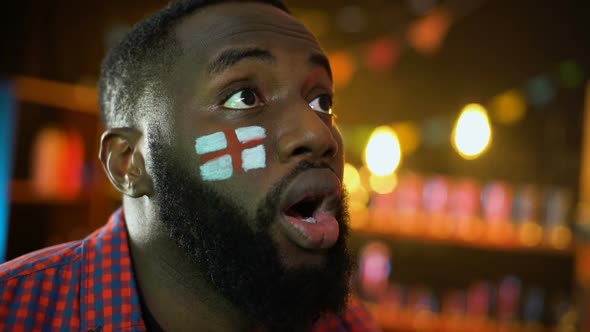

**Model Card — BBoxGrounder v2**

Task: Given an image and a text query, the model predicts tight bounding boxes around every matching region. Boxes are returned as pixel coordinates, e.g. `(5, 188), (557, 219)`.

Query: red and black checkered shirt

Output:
(0, 209), (380, 331)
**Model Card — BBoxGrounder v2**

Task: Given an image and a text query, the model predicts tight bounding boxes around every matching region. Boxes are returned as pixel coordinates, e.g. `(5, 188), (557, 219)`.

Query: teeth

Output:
(301, 216), (317, 224)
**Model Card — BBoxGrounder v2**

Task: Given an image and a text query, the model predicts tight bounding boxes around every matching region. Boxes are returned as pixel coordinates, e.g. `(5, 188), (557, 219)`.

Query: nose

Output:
(277, 102), (339, 163)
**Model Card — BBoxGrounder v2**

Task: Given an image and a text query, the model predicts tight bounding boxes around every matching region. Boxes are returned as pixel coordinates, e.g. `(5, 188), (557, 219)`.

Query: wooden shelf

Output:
(14, 76), (98, 114)
(367, 303), (553, 332)
(351, 211), (573, 256)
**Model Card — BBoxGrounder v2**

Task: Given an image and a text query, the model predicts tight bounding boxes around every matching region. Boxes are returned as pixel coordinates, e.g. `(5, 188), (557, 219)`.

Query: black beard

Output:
(149, 138), (352, 331)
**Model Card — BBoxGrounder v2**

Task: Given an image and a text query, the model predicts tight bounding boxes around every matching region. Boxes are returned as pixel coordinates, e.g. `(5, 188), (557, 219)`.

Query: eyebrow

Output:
(207, 48), (275, 76)
(206, 47), (333, 82)
(308, 52), (333, 82)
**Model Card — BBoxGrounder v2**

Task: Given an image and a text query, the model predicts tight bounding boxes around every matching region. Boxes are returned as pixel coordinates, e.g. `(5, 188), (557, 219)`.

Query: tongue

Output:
(280, 212), (340, 250)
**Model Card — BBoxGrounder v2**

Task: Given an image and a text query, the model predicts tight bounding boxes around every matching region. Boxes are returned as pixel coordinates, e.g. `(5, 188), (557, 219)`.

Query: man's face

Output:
(145, 2), (350, 328)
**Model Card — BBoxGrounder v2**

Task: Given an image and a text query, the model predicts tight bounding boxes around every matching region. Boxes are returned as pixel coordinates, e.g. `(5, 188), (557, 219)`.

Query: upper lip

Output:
(280, 168), (342, 217)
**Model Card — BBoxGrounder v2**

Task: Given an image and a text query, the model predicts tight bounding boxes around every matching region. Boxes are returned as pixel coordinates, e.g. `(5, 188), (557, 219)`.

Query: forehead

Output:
(174, 2), (323, 59)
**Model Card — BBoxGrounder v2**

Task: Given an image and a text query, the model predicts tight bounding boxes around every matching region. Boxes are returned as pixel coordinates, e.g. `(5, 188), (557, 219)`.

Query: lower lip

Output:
(279, 212), (340, 250)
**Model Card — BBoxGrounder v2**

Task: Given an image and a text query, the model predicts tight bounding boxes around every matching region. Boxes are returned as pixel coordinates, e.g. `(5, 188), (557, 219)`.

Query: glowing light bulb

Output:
(452, 104), (492, 160)
(364, 126), (402, 176)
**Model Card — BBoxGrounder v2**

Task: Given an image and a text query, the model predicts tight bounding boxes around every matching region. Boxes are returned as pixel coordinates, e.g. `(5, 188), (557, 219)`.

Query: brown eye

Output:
(309, 94), (333, 115)
(223, 89), (261, 109)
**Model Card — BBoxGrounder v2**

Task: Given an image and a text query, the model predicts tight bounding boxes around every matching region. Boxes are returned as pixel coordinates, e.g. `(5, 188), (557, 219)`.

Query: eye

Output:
(309, 94), (333, 115)
(223, 89), (262, 109)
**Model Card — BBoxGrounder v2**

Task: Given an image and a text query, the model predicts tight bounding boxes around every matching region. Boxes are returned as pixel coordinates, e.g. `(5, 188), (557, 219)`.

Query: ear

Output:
(99, 128), (153, 198)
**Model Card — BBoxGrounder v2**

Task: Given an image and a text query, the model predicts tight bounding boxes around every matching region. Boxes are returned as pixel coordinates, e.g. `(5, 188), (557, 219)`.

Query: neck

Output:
(124, 199), (256, 332)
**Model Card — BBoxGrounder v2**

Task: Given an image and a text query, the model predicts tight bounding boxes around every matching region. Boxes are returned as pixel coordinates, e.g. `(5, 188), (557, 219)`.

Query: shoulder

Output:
(0, 241), (85, 330)
(341, 297), (381, 331)
(0, 240), (83, 282)
(343, 297), (380, 328)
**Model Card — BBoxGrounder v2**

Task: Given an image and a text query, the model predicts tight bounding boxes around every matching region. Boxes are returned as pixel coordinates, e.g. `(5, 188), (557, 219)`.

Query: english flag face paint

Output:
(194, 126), (267, 181)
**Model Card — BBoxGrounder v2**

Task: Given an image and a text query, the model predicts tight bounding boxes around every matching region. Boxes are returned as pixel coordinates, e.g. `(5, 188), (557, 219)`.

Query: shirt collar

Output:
(80, 208), (146, 332)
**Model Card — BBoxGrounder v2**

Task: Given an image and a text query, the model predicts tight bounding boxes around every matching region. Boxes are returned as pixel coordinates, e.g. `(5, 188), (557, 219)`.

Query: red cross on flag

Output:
(195, 126), (266, 181)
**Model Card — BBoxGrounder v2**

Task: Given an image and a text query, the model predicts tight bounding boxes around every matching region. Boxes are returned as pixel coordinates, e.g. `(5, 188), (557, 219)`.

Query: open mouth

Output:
(283, 195), (325, 224)
(277, 168), (342, 250)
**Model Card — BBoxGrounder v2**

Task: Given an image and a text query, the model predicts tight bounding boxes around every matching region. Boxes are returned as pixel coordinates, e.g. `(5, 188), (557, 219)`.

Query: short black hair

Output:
(99, 0), (290, 128)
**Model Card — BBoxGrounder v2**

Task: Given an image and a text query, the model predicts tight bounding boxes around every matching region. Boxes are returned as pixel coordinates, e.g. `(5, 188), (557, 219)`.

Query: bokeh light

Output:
(358, 165), (373, 191)
(423, 115), (452, 148)
(340, 125), (374, 161)
(549, 225), (572, 250)
(359, 241), (392, 298)
(328, 51), (356, 88)
(557, 60), (584, 89)
(391, 121), (421, 155)
(526, 75), (556, 108)
(366, 38), (400, 73)
(408, 7), (452, 55)
(518, 222), (543, 247)
(490, 89), (527, 125)
(423, 176), (449, 212)
(335, 6), (367, 33)
(370, 173), (398, 195)
(345, 163), (370, 227)
(365, 126), (402, 176)
(452, 104), (492, 160)
(344, 163), (362, 192)
(349, 186), (370, 210)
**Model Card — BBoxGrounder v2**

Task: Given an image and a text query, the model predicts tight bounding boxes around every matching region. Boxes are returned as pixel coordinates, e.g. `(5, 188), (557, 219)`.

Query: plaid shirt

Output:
(0, 209), (380, 332)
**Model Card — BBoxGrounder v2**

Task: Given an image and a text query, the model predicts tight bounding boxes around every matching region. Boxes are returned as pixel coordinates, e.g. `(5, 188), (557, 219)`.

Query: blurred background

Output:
(1, 0), (590, 331)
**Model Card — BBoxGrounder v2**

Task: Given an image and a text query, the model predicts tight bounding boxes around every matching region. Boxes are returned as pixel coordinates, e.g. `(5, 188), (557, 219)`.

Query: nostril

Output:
(291, 146), (311, 156)
(322, 147), (336, 159)
(290, 146), (336, 159)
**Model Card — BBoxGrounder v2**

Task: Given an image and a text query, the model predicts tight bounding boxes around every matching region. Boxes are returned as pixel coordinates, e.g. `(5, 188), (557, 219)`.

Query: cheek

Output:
(194, 126), (268, 182)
